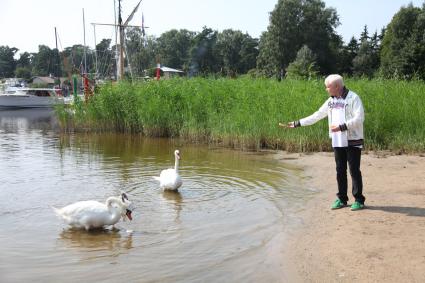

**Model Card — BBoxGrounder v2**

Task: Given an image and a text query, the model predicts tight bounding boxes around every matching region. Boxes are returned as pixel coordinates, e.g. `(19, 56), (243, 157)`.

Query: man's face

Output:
(325, 81), (341, 97)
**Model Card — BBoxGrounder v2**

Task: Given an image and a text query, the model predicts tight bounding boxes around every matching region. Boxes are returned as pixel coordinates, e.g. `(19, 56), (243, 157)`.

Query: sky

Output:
(0, 0), (423, 54)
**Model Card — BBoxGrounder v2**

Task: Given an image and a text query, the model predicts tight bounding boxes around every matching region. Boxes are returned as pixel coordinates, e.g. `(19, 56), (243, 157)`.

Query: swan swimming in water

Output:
(54, 193), (133, 230)
(153, 149), (183, 191)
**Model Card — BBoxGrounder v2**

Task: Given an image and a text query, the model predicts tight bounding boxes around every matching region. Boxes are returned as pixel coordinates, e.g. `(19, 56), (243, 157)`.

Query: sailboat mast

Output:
(82, 8), (87, 74)
(114, 0), (119, 79)
(93, 25), (98, 78)
(54, 27), (59, 80)
(55, 27), (58, 50)
(118, 0), (125, 80)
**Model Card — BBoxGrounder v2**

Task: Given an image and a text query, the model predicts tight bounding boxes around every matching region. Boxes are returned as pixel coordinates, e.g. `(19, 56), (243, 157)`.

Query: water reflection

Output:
(161, 190), (183, 223)
(0, 108), (58, 132)
(0, 109), (312, 282)
(58, 228), (133, 251)
(162, 190), (183, 203)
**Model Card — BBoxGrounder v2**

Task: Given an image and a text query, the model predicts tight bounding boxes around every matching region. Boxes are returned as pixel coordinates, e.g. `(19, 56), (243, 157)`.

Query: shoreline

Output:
(278, 151), (425, 282)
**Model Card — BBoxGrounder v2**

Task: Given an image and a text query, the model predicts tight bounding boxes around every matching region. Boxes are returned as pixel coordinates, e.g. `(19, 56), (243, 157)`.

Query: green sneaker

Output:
(350, 201), (365, 211)
(331, 199), (346, 210)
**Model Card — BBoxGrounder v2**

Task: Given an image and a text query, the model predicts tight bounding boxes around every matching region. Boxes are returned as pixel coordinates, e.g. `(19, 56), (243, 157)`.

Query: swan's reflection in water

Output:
(1, 107), (310, 282)
(161, 190), (183, 224)
(59, 227), (133, 253)
(162, 190), (183, 205)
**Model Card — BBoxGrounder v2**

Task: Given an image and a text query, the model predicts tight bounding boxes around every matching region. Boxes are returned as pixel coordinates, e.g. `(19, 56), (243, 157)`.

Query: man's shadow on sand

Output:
(366, 206), (425, 217)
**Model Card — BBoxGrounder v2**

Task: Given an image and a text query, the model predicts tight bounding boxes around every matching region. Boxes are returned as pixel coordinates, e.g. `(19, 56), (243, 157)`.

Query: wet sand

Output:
(280, 151), (425, 282)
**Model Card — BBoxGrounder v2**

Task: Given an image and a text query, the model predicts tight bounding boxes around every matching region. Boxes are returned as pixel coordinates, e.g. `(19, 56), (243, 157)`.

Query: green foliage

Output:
(257, 0), (341, 78)
(95, 39), (114, 78)
(3, 2), (425, 81)
(125, 29), (158, 77)
(30, 82), (50, 88)
(58, 78), (425, 152)
(285, 45), (319, 79)
(216, 29), (258, 76)
(380, 4), (425, 79)
(337, 36), (358, 75)
(16, 52), (32, 69)
(157, 29), (195, 71)
(352, 40), (379, 78)
(31, 45), (62, 77)
(61, 44), (93, 76)
(0, 46), (18, 78)
(256, 32), (279, 78)
(15, 67), (32, 79)
(189, 27), (220, 76)
(356, 79), (425, 152)
(359, 25), (369, 42)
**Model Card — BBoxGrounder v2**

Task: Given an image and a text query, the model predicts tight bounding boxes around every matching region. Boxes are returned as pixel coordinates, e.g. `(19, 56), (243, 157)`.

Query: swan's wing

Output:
(56, 201), (106, 224)
(153, 167), (174, 182)
(159, 168), (176, 178)
(158, 169), (182, 189)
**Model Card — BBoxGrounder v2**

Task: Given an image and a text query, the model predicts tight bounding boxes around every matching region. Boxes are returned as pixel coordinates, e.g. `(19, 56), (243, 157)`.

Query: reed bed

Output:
(57, 78), (425, 152)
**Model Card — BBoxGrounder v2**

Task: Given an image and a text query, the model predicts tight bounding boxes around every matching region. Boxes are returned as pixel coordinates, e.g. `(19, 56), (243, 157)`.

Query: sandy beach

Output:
(281, 151), (425, 282)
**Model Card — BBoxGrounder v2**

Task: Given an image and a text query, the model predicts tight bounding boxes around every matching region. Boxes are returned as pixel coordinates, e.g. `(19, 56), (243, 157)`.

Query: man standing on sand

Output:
(281, 74), (366, 211)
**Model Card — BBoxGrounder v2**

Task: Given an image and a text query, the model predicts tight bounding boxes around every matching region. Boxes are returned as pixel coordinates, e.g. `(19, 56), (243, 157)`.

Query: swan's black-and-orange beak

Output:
(126, 209), (133, 221)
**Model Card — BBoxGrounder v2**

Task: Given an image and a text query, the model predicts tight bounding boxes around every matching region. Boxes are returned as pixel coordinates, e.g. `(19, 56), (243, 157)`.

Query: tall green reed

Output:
(56, 78), (425, 152)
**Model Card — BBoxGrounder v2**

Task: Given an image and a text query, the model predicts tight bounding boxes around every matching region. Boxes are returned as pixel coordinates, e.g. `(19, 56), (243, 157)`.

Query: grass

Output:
(56, 77), (425, 153)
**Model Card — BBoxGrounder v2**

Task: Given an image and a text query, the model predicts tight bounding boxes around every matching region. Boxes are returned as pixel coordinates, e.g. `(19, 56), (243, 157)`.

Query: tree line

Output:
(1, 0), (424, 81)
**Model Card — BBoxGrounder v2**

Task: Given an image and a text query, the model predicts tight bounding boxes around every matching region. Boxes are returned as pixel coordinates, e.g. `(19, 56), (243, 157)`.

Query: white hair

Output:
(325, 74), (344, 87)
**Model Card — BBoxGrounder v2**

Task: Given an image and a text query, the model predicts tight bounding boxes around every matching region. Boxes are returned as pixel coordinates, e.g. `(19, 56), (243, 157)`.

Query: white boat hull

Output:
(0, 89), (64, 108)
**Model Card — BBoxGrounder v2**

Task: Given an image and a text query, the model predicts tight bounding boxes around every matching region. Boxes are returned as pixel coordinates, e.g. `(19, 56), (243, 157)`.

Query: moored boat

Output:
(0, 88), (64, 108)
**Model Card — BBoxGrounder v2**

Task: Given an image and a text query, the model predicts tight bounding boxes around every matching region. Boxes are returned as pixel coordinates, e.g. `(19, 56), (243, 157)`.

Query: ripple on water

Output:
(0, 114), (311, 282)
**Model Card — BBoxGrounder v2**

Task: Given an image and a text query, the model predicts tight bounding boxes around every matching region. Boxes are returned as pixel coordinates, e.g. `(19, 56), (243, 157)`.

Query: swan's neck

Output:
(105, 197), (124, 221)
(106, 197), (123, 208)
(174, 157), (180, 173)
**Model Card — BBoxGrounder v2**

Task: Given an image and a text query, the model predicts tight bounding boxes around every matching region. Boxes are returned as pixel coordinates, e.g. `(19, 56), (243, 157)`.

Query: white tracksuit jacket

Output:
(298, 89), (365, 146)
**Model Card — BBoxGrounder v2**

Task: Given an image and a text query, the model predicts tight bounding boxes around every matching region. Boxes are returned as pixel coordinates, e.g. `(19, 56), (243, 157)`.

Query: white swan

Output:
(54, 193), (133, 230)
(153, 149), (183, 191)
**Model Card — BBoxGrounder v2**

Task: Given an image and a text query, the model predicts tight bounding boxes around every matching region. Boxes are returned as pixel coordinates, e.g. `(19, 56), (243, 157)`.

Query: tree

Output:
(16, 52), (32, 68)
(157, 29), (194, 71)
(351, 25), (380, 78)
(31, 45), (51, 76)
(0, 46), (18, 78)
(352, 40), (377, 77)
(238, 34), (259, 74)
(94, 38), (113, 78)
(256, 31), (279, 77)
(61, 44), (93, 76)
(188, 27), (220, 76)
(15, 67), (32, 79)
(124, 27), (159, 78)
(257, 0), (341, 78)
(336, 37), (358, 75)
(51, 48), (62, 78)
(360, 25), (369, 43)
(370, 31), (380, 54)
(15, 52), (32, 79)
(124, 28), (158, 78)
(215, 29), (258, 76)
(31, 45), (62, 77)
(285, 45), (319, 79)
(380, 3), (425, 79)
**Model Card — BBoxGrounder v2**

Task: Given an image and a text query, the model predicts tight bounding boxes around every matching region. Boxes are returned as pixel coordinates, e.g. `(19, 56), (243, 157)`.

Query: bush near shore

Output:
(57, 78), (425, 152)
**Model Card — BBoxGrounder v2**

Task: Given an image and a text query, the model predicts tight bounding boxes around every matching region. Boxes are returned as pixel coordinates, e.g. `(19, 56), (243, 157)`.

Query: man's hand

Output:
(330, 125), (340, 132)
(279, 122), (295, 128)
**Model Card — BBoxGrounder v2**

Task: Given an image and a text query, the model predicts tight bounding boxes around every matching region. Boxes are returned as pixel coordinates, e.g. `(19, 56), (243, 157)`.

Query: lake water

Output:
(0, 108), (315, 282)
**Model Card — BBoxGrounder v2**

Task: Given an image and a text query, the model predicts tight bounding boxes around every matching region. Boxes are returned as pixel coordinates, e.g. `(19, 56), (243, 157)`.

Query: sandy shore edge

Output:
(278, 151), (425, 282)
